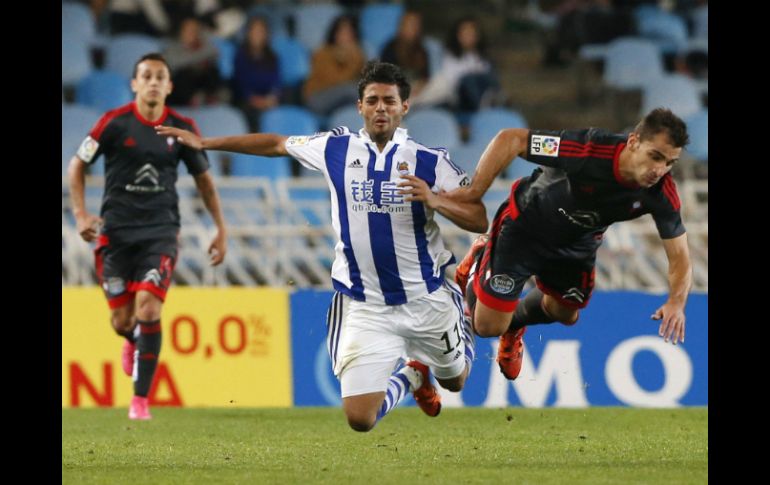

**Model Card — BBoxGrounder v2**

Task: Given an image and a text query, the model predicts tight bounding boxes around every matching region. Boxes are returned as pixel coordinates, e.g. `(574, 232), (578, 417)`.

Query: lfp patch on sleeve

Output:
(76, 136), (99, 163)
(530, 135), (560, 157)
(286, 136), (310, 147)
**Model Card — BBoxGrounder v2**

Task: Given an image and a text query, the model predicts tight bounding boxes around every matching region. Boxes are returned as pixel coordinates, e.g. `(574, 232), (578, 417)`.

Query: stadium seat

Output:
(327, 105), (363, 132)
(230, 153), (291, 180)
(106, 35), (164, 80)
(448, 143), (486, 175)
(211, 36), (236, 80)
(603, 37), (664, 90)
(243, 4), (291, 39)
(423, 35), (444, 76)
(292, 3), (345, 51)
(62, 2), (96, 46)
(75, 70), (132, 112)
(360, 3), (404, 59)
(62, 104), (102, 175)
(468, 108), (528, 145)
(402, 108), (460, 152)
(261, 106), (320, 136)
(270, 36), (311, 88)
(635, 9), (688, 54)
(640, 74), (702, 119)
(684, 109), (708, 162)
(62, 39), (92, 86)
(174, 106), (250, 177)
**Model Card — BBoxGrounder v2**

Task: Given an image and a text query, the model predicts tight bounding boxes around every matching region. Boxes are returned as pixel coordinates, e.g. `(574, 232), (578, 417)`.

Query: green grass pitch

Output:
(62, 407), (707, 484)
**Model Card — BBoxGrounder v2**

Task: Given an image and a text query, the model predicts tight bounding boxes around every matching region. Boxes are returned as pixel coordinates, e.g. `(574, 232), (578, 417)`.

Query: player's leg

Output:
(95, 235), (139, 376)
(128, 238), (177, 420)
(327, 293), (414, 431)
(531, 262), (597, 327)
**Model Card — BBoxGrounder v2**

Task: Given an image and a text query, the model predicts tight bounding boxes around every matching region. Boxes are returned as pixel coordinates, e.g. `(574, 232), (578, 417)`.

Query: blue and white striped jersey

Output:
(286, 126), (470, 305)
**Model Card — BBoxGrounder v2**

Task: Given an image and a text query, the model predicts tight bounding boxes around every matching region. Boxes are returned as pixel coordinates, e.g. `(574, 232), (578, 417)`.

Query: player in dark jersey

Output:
(67, 53), (227, 419)
(451, 108), (692, 381)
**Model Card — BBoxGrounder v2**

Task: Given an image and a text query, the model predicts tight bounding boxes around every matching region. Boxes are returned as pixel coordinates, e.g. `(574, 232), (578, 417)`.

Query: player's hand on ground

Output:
(76, 213), (103, 242)
(398, 175), (438, 208)
(208, 230), (227, 266)
(651, 302), (685, 345)
(155, 125), (203, 150)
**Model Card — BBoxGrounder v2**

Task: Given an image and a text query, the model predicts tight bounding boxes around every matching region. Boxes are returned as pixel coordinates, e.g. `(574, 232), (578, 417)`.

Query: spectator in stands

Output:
(157, 61), (486, 433)
(231, 15), (282, 132)
(302, 14), (366, 116)
(67, 53), (227, 421)
(380, 10), (430, 98)
(449, 108), (693, 383)
(410, 15), (500, 111)
(164, 17), (224, 106)
(108, 0), (220, 37)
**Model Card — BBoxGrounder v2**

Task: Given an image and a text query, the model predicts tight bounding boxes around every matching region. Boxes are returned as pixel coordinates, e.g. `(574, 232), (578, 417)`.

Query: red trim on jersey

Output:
(107, 293), (134, 309)
(535, 279), (591, 309)
(90, 103), (133, 141)
(661, 174), (681, 210)
(128, 281), (169, 301)
(167, 107), (201, 135)
(94, 235), (109, 284)
(477, 203), (512, 285)
(612, 143), (639, 188)
(473, 274), (520, 312)
(507, 178), (523, 221)
(132, 101), (169, 127)
(559, 141), (616, 159)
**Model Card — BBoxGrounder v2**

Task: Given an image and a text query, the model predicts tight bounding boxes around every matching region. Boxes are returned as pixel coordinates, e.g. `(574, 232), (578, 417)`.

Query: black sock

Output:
(116, 328), (136, 344)
(134, 319), (161, 398)
(509, 288), (556, 331)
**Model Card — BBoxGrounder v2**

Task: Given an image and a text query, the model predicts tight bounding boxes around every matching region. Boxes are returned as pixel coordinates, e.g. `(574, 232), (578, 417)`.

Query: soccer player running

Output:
(67, 53), (227, 420)
(156, 61), (486, 432)
(450, 108), (692, 381)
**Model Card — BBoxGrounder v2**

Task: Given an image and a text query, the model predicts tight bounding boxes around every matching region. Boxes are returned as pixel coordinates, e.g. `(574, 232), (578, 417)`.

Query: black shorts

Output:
(473, 186), (596, 312)
(94, 231), (178, 309)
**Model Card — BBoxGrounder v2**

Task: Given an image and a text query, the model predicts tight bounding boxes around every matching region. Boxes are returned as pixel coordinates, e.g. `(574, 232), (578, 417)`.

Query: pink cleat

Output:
(122, 341), (136, 376)
(128, 396), (152, 420)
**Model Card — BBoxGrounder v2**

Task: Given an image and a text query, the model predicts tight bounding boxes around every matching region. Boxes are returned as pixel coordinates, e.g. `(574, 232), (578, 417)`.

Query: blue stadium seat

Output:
(636, 9), (688, 54)
(468, 108), (528, 145)
(292, 3), (345, 51)
(506, 158), (539, 180)
(360, 3), (404, 59)
(270, 36), (311, 88)
(106, 35), (164, 80)
(62, 2), (96, 46)
(62, 104), (102, 175)
(243, 4), (291, 40)
(62, 39), (92, 86)
(230, 153), (291, 180)
(174, 106), (250, 176)
(402, 108), (460, 152)
(327, 105), (363, 132)
(603, 37), (664, 90)
(261, 106), (320, 136)
(211, 36), (236, 80)
(684, 109), (708, 162)
(448, 143), (486, 175)
(640, 74), (702, 119)
(75, 70), (132, 112)
(423, 35), (444, 76)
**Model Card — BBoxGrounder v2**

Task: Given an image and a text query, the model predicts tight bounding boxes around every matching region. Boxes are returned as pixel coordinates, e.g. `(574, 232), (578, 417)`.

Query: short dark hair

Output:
(357, 61), (411, 101)
(132, 53), (171, 79)
(635, 108), (690, 148)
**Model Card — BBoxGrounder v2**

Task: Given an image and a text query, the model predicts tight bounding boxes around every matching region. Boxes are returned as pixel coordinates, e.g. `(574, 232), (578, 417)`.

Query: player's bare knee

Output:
(135, 292), (163, 321)
(110, 316), (133, 334)
(438, 375), (466, 392)
(473, 319), (508, 337)
(345, 412), (376, 432)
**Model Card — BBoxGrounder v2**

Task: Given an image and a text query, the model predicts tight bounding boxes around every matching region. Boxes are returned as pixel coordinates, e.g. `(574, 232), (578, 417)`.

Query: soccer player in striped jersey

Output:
(157, 61), (487, 431)
(450, 108), (693, 381)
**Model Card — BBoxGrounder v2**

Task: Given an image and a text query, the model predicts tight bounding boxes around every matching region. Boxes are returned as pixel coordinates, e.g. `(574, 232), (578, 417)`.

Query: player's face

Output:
(358, 83), (409, 145)
(131, 60), (173, 108)
(627, 132), (681, 187)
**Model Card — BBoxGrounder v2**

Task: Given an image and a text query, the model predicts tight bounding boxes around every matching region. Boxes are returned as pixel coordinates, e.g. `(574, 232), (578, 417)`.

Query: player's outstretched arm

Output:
(398, 174), (488, 233)
(155, 125), (290, 157)
(193, 171), (227, 266)
(67, 156), (103, 242)
(651, 233), (692, 345)
(464, 128), (530, 201)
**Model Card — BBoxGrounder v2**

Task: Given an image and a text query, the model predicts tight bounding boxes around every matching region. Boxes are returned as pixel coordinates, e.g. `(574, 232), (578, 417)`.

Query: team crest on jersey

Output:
(397, 161), (409, 175)
(286, 136), (309, 146)
(104, 277), (125, 296)
(531, 135), (560, 157)
(490, 274), (515, 294)
(77, 136), (99, 163)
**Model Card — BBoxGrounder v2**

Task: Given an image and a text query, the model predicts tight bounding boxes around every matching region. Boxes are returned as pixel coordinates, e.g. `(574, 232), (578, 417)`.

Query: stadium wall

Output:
(62, 288), (707, 408)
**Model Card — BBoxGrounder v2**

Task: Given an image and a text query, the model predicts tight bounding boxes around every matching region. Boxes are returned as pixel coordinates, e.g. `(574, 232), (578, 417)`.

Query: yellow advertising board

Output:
(62, 287), (292, 408)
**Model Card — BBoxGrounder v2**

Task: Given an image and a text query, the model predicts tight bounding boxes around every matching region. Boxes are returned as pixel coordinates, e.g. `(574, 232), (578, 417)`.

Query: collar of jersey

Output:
(358, 126), (408, 147)
(131, 101), (169, 127)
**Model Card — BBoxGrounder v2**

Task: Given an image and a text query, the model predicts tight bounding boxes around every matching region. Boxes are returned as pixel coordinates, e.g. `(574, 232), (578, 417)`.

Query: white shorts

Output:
(326, 281), (468, 398)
